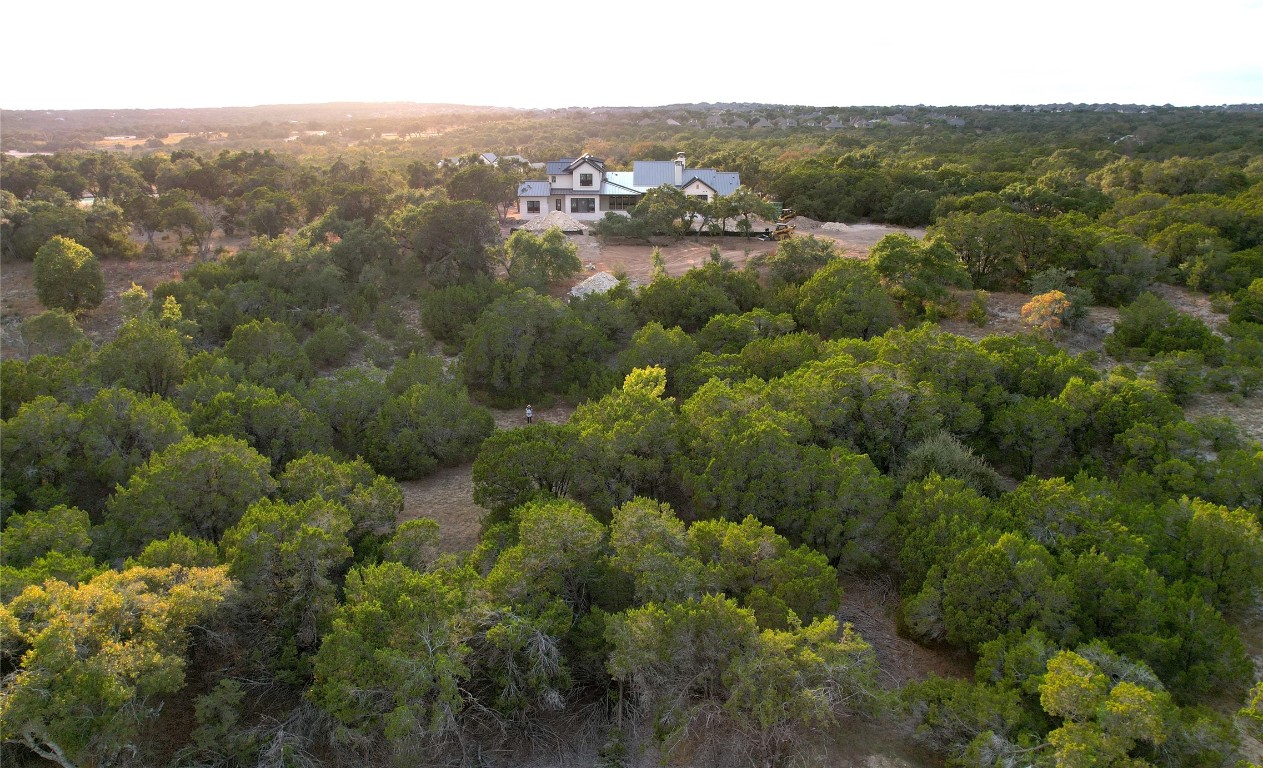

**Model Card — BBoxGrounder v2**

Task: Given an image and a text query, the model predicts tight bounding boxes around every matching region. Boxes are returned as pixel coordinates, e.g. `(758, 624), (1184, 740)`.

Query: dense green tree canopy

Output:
(103, 434), (276, 552)
(499, 227), (582, 290)
(3, 104), (1262, 768)
(392, 199), (499, 287)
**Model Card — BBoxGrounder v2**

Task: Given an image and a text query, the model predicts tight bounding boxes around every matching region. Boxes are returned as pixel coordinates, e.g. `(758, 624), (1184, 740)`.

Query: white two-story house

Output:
(517, 152), (740, 222)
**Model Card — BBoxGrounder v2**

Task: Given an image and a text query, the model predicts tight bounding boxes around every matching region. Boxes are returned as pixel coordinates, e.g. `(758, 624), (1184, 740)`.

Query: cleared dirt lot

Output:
(0, 252), (193, 359)
(558, 220), (926, 286)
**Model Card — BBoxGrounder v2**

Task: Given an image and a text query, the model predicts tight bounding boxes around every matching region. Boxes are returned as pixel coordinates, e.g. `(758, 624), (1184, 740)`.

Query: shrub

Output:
(33, 236), (104, 313)
(966, 291), (989, 327)
(304, 317), (360, 368)
(20, 310), (88, 357)
(1105, 292), (1223, 361)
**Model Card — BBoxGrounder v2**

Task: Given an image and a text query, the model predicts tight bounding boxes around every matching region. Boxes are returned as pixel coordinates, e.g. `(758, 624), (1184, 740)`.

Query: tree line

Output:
(2, 107), (1262, 766)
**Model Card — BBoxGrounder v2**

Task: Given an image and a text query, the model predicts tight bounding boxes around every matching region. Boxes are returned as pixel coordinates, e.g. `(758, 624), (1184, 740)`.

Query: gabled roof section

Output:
(518, 180), (551, 197)
(631, 161), (740, 194)
(681, 176), (719, 195)
(528, 156), (740, 198)
(684, 170), (740, 196)
(546, 158), (577, 175)
(565, 154), (605, 173)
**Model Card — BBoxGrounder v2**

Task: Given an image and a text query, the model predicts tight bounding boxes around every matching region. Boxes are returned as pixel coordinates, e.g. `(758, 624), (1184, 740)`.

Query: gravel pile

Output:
(787, 215), (823, 229)
(819, 221), (852, 232)
(521, 210), (586, 233)
(568, 271), (621, 298)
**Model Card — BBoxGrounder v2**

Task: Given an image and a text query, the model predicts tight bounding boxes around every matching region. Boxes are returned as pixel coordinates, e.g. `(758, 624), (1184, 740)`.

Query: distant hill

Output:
(0, 102), (518, 151)
(3, 100), (1259, 154)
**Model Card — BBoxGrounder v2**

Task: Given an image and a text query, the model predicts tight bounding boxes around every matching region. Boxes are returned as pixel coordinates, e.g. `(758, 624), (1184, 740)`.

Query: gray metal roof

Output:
(631, 162), (740, 194)
(681, 175), (719, 194)
(518, 180), (551, 196)
(685, 170), (740, 196)
(546, 155), (605, 175)
(601, 173), (642, 195)
(529, 158), (740, 199)
(632, 161), (677, 187)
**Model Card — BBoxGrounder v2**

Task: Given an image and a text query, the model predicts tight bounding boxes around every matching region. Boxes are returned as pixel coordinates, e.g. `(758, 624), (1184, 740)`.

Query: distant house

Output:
(497, 154), (534, 167)
(666, 118), (681, 126)
(728, 117), (750, 129)
(705, 115), (727, 128)
(516, 152), (741, 222)
(752, 118), (773, 129)
(440, 152), (496, 167)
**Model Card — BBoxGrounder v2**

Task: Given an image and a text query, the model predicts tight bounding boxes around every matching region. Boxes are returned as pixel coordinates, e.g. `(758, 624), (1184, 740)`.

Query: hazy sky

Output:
(5, 0), (1260, 110)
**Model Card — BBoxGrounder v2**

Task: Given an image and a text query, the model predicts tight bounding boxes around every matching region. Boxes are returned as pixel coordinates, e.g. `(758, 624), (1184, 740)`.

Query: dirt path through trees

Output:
(396, 402), (575, 553)
(397, 223), (923, 553)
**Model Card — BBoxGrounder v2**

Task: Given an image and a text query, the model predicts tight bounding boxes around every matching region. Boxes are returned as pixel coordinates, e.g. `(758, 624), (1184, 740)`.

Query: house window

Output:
(555, 199), (563, 211)
(527, 200), (540, 213)
(571, 198), (596, 213)
(550, 176), (556, 183)
(580, 173), (593, 186)
(608, 195), (639, 211)
(693, 194), (709, 201)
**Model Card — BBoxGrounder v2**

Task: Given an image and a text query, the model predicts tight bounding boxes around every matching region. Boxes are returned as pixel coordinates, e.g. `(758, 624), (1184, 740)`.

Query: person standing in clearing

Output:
(526, 404), (533, 425)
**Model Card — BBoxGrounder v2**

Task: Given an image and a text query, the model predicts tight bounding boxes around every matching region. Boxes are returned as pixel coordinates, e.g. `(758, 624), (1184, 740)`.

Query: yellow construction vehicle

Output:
(757, 203), (796, 240)
(758, 222), (795, 241)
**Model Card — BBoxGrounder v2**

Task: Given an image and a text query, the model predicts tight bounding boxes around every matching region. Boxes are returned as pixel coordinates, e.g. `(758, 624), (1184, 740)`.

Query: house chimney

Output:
(674, 152), (685, 186)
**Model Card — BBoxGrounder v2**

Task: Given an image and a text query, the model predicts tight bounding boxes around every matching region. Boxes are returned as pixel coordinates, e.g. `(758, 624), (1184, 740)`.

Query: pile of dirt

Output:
(787, 215), (823, 229)
(568, 271), (621, 298)
(819, 221), (852, 232)
(520, 210), (586, 233)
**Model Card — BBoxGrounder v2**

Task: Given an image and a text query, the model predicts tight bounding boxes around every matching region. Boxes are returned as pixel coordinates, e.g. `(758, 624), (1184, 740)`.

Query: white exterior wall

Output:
(519, 197), (550, 219)
(682, 179), (718, 200)
(565, 194), (603, 221)
(563, 161), (603, 192)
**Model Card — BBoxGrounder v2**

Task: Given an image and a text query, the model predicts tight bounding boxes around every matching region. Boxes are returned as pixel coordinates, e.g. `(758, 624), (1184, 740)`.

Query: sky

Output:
(4, 0), (1261, 111)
